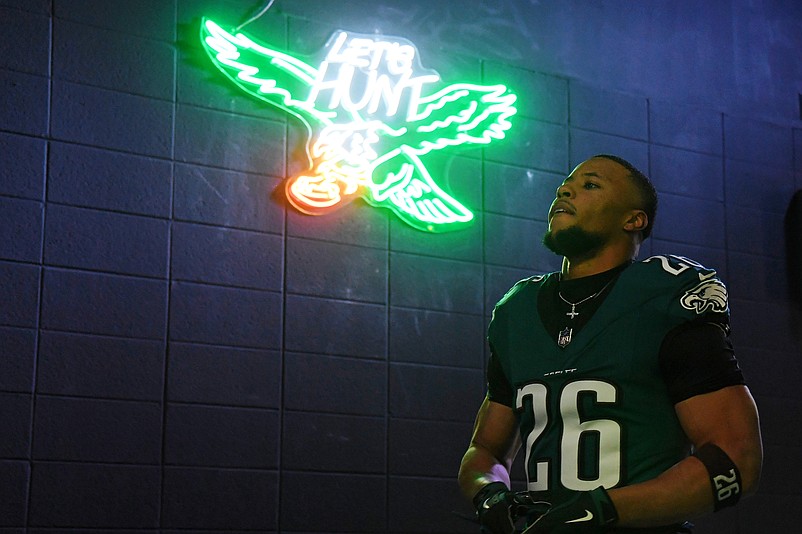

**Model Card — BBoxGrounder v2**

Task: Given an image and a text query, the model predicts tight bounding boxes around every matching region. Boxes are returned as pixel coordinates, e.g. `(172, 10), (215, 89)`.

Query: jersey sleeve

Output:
(486, 345), (514, 407)
(665, 256), (730, 323)
(485, 277), (538, 409)
(659, 320), (745, 404)
(640, 255), (730, 323)
(646, 255), (745, 403)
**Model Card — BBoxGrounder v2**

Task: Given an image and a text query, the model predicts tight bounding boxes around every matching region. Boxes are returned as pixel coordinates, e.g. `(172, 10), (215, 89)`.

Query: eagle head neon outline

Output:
(200, 18), (517, 232)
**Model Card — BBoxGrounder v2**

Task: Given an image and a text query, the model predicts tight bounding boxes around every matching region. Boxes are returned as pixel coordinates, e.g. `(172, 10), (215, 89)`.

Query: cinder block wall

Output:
(1, 1), (800, 532)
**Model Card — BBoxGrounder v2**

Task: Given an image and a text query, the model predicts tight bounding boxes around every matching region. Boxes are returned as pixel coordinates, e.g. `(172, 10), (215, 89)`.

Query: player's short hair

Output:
(592, 154), (658, 240)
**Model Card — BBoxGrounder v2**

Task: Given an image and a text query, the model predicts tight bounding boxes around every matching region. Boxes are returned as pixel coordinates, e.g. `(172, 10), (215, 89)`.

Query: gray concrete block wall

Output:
(1, 0), (801, 532)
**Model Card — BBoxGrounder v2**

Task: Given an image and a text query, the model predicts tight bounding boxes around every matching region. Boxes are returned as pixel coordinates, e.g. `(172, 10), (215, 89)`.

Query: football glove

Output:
(522, 487), (618, 533)
(474, 482), (549, 534)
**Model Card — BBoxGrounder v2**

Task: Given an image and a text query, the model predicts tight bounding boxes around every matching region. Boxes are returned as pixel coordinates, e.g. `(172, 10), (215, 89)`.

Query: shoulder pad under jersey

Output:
(640, 255), (729, 318)
(494, 273), (549, 308)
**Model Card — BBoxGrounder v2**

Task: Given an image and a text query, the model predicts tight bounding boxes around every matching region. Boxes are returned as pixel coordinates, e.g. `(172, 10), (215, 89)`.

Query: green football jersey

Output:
(487, 255), (729, 502)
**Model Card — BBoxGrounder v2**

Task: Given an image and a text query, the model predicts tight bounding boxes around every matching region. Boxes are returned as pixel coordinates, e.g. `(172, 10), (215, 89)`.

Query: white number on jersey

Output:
(643, 254), (705, 276)
(516, 379), (621, 492)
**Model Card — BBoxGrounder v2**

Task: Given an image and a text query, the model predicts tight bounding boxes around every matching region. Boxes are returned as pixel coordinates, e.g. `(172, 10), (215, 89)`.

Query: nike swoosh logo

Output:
(565, 510), (593, 523)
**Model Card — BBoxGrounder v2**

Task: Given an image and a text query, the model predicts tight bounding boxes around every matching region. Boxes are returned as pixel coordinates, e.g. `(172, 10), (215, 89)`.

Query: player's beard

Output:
(542, 225), (607, 260)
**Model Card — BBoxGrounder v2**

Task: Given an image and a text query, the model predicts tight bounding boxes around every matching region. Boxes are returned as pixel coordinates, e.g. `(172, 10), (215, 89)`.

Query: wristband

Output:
(693, 443), (742, 511)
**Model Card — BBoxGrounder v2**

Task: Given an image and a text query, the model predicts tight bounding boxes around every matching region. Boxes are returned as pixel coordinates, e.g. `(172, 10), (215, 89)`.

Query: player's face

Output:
(545, 157), (641, 248)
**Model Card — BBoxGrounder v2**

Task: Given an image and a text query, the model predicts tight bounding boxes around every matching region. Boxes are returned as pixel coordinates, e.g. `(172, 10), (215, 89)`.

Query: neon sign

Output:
(201, 18), (517, 232)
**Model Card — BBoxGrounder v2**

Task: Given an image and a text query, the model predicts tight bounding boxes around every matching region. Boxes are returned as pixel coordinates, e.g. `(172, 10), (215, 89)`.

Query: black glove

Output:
(522, 487), (618, 533)
(474, 482), (549, 534)
(474, 482), (516, 534)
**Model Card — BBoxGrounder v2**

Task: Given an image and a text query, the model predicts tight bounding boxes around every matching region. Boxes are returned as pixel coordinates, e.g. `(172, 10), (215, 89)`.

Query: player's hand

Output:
(475, 483), (549, 534)
(474, 482), (517, 534)
(522, 487), (618, 533)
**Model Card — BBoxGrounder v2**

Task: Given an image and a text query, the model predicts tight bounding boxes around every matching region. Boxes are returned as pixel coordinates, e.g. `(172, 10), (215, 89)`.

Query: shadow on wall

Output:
(786, 189), (802, 309)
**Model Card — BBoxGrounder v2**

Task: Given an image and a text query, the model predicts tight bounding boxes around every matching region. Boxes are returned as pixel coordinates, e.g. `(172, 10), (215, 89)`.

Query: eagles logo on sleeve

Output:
(680, 275), (729, 315)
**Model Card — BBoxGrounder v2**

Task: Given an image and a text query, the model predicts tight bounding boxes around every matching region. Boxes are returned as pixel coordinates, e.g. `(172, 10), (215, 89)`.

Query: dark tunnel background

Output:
(1, 0), (801, 532)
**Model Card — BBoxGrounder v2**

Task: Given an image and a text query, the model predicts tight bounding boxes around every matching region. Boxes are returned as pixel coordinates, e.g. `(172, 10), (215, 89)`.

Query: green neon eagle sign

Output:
(201, 18), (517, 232)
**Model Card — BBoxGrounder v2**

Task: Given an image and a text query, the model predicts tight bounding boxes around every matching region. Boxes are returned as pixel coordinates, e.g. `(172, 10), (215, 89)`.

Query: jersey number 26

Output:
(516, 379), (621, 492)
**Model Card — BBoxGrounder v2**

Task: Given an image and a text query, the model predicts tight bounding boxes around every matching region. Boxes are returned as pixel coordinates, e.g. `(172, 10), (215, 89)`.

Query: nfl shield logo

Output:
(558, 327), (572, 348)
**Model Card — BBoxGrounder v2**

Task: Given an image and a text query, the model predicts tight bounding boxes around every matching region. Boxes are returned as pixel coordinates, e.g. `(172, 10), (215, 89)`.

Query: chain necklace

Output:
(555, 265), (630, 348)
(557, 279), (612, 349)
(557, 277), (615, 320)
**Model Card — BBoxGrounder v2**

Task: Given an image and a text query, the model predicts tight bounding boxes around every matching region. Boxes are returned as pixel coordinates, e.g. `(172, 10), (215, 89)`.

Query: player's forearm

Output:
(607, 454), (711, 527)
(458, 444), (512, 501)
(609, 440), (761, 527)
(459, 396), (521, 501)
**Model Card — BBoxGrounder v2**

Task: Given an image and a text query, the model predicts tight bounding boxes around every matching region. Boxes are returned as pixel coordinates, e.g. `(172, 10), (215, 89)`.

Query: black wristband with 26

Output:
(693, 443), (742, 511)
(522, 487), (618, 533)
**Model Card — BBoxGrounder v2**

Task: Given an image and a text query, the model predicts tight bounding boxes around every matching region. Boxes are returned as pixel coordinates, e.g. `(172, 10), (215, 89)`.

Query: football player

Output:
(459, 155), (762, 533)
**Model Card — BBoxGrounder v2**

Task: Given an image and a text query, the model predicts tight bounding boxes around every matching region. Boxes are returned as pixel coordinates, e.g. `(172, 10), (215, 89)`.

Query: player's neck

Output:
(561, 241), (639, 280)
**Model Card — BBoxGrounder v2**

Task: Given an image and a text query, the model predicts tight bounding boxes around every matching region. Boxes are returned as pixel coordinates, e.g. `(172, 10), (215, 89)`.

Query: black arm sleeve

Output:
(659, 320), (745, 404)
(486, 346), (514, 408)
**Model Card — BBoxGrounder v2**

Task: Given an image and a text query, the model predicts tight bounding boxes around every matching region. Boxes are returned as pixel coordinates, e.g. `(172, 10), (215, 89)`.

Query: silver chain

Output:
(557, 277), (615, 319)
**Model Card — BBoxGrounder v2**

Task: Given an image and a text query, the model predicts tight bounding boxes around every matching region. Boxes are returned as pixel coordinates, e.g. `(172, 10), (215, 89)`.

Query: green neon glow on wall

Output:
(201, 18), (517, 232)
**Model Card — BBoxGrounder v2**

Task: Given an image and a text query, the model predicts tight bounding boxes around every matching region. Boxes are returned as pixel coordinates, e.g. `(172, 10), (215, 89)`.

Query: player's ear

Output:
(623, 210), (648, 233)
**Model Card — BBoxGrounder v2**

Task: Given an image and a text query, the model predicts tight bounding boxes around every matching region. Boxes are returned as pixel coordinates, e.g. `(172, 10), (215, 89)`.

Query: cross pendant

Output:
(566, 305), (579, 319)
